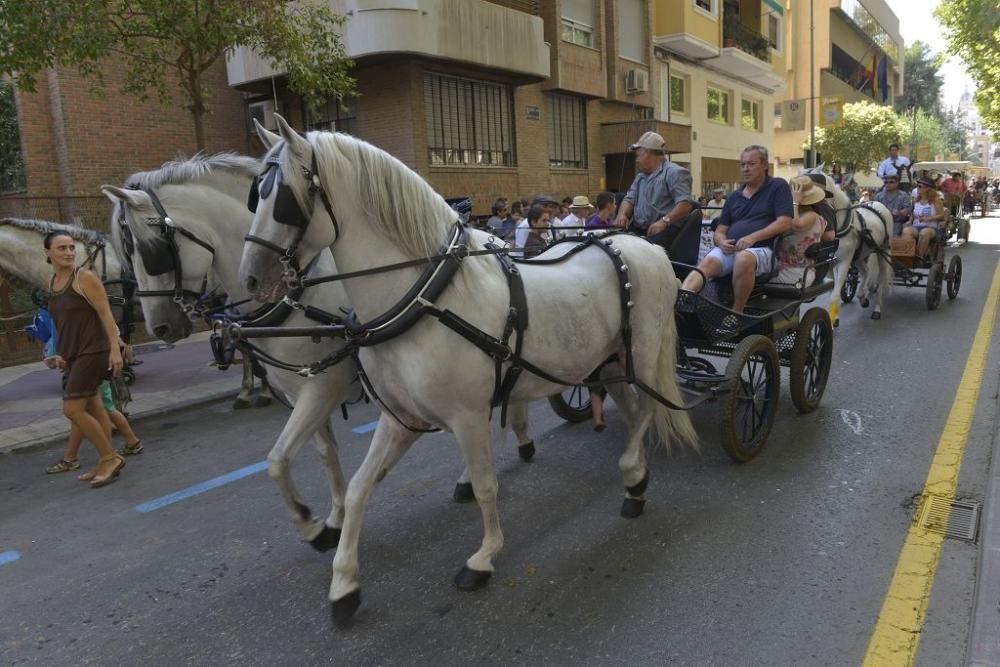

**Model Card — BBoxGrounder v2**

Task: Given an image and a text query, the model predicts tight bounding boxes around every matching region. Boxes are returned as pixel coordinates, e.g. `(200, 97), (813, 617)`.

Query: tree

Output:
(894, 41), (944, 119)
(937, 0), (1000, 132)
(0, 80), (25, 193)
(900, 110), (949, 161)
(942, 107), (973, 161)
(0, 0), (356, 149)
(809, 102), (906, 172)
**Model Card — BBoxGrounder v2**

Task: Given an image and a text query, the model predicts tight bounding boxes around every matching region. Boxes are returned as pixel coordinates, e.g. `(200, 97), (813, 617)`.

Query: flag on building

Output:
(876, 55), (889, 102)
(870, 54), (880, 99)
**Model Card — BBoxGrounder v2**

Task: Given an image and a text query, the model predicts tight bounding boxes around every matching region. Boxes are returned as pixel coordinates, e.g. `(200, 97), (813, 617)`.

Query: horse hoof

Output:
(454, 566), (492, 591)
(330, 589), (361, 628)
(254, 395), (273, 408)
(309, 526), (342, 552)
(859, 298), (869, 309)
(871, 311), (882, 320)
(620, 497), (645, 519)
(453, 482), (476, 504)
(832, 318), (840, 329)
(518, 441), (535, 462)
(232, 398), (252, 410)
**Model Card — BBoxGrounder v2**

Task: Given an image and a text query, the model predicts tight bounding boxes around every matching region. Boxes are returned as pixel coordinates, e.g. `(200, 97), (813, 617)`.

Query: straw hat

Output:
(790, 175), (826, 206)
(570, 195), (593, 209)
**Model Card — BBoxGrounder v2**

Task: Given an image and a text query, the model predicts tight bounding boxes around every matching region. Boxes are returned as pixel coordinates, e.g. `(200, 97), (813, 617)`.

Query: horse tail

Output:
(650, 280), (699, 454)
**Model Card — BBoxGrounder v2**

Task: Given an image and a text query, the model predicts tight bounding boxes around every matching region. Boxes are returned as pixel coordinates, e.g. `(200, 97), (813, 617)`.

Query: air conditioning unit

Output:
(248, 99), (278, 130)
(624, 69), (648, 94)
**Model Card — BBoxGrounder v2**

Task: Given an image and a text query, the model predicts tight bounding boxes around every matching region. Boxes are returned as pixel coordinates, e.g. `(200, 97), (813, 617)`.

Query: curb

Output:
(967, 367), (1000, 666)
(0, 386), (241, 456)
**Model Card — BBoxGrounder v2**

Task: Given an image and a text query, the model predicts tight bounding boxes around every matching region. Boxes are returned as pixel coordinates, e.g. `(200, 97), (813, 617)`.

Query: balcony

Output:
(711, 12), (784, 94)
(600, 120), (692, 156)
(227, 0), (550, 88)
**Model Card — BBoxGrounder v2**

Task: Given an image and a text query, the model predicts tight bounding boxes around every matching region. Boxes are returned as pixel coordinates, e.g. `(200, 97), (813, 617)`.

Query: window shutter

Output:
(562, 0), (594, 25)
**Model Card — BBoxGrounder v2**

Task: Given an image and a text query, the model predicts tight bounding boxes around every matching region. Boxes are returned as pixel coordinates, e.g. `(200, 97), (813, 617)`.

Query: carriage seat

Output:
(757, 237), (838, 300)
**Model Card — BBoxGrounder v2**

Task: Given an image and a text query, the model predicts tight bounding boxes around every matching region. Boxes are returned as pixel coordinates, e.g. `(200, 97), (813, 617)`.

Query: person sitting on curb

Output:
(680, 145), (793, 315)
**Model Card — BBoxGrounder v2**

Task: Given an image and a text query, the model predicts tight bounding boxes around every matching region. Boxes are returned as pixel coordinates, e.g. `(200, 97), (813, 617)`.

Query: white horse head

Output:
(102, 153), (259, 342)
(240, 114), (461, 302)
(0, 218), (120, 290)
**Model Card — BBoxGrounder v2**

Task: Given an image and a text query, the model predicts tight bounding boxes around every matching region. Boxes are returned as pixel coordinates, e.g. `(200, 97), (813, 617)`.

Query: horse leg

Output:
(266, 390), (342, 551)
(329, 415), (420, 626)
(872, 254), (891, 320)
(254, 374), (274, 408)
(618, 395), (653, 519)
(829, 249), (851, 327)
(312, 417), (348, 550)
(508, 402), (536, 462)
(451, 413), (504, 592)
(233, 357), (253, 410)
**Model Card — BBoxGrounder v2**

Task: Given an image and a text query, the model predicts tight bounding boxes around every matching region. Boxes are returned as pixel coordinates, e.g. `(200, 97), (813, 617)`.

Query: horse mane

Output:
(124, 152), (260, 191)
(297, 132), (461, 259)
(0, 217), (106, 244)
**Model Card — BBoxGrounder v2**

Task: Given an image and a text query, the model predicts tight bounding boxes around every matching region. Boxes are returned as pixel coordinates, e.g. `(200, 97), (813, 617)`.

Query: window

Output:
(741, 98), (762, 131)
(694, 0), (717, 17)
(707, 86), (731, 124)
(546, 94), (587, 169)
(669, 74), (688, 115)
(617, 0), (646, 63)
(424, 73), (515, 167)
(561, 0), (594, 47)
(305, 97), (356, 135)
(0, 80), (25, 194)
(767, 13), (782, 52)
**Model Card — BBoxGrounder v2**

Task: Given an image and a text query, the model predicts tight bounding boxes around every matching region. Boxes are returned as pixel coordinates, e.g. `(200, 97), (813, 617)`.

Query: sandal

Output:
(90, 455), (126, 488)
(117, 440), (143, 456)
(46, 459), (80, 474)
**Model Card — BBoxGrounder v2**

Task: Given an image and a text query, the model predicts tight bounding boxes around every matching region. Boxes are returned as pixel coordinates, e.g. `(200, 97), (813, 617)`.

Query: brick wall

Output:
(15, 58), (252, 200)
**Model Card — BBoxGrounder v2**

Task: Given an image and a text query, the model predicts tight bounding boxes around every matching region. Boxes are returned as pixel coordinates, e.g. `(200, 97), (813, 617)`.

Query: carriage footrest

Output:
(757, 278), (833, 301)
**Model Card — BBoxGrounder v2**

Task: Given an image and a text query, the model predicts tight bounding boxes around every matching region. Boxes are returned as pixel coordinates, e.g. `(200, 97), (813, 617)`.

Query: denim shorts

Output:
(704, 246), (774, 276)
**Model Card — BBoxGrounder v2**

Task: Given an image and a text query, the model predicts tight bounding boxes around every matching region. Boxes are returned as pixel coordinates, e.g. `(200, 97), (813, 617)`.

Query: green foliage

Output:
(0, 0), (356, 148)
(937, 0), (1000, 132)
(0, 80), (25, 192)
(809, 102), (906, 172)
(900, 109), (949, 161)
(894, 41), (944, 118)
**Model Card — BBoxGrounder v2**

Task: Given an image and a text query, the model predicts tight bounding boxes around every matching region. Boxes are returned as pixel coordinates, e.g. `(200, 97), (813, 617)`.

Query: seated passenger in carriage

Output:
(679, 145), (794, 314)
(874, 174), (911, 236)
(902, 177), (946, 257)
(772, 176), (832, 287)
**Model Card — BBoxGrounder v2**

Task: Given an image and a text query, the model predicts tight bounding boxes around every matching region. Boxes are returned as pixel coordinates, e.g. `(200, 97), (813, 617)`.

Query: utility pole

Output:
(808, 0), (816, 167)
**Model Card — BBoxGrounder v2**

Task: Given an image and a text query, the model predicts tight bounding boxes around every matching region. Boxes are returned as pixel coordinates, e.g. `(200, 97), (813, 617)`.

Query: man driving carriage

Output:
(680, 145), (793, 314)
(877, 143), (912, 189)
(614, 131), (694, 250)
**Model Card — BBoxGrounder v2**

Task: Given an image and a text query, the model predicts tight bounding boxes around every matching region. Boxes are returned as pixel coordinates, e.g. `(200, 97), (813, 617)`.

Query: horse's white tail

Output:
(650, 297), (699, 454)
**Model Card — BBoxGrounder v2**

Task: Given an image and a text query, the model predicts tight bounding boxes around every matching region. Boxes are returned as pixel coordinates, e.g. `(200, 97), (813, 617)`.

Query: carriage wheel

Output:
(947, 255), (963, 300)
(840, 267), (859, 303)
(122, 368), (136, 386)
(789, 308), (834, 414)
(548, 385), (593, 423)
(961, 219), (971, 242)
(926, 263), (943, 310)
(720, 335), (780, 463)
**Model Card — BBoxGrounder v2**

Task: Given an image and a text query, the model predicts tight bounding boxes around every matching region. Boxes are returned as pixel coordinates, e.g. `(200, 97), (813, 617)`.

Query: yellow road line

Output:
(864, 258), (1000, 666)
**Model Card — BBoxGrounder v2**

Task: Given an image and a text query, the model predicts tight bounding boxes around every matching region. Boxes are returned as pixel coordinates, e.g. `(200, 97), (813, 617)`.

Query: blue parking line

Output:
(0, 551), (20, 566)
(352, 420), (379, 434)
(135, 461), (268, 513)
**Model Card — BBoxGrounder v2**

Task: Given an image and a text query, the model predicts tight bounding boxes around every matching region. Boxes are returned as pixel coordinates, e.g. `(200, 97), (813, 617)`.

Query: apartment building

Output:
(651, 0), (787, 194)
(773, 0), (904, 177)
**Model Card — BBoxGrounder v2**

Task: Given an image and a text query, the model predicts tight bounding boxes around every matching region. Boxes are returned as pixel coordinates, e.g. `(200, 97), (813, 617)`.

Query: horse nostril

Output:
(245, 275), (259, 293)
(153, 324), (171, 340)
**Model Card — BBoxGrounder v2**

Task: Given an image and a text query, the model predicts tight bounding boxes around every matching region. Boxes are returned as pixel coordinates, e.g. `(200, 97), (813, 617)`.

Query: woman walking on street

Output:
(43, 231), (126, 487)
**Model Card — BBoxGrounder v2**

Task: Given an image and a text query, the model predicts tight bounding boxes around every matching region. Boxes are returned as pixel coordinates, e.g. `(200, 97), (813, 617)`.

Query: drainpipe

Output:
(46, 69), (76, 222)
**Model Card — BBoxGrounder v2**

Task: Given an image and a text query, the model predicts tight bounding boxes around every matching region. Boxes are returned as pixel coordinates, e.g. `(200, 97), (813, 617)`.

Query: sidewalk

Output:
(0, 332), (244, 454)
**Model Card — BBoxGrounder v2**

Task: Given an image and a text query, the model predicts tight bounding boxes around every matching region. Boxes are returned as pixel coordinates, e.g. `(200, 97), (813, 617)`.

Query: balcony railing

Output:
(723, 18), (771, 63)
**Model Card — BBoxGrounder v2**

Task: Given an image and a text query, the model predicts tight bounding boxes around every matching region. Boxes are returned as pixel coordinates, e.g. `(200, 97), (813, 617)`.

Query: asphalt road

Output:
(3, 220), (1000, 666)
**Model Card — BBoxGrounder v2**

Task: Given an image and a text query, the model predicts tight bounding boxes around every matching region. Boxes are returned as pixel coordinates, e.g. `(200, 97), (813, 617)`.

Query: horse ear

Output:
(101, 185), (151, 209)
(273, 114), (309, 159)
(254, 119), (281, 149)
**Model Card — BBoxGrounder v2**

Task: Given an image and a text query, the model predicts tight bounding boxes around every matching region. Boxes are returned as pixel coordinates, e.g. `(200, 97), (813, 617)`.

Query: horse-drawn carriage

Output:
(911, 161), (973, 241)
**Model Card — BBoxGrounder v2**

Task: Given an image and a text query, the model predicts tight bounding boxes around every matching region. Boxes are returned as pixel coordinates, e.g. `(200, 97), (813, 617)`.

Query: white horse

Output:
(239, 116), (697, 624)
(100, 153), (541, 548)
(0, 218), (121, 289)
(801, 167), (893, 325)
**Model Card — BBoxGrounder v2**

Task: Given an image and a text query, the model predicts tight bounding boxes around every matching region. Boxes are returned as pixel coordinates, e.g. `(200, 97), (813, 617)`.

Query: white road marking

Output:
(839, 409), (863, 435)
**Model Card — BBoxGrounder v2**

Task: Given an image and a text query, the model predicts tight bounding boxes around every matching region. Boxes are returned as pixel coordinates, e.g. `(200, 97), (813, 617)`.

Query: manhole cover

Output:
(916, 495), (981, 543)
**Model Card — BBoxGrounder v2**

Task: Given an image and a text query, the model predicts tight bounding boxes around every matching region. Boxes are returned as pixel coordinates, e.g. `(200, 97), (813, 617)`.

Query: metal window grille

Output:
(546, 94), (587, 169)
(424, 73), (515, 167)
(306, 97), (357, 135)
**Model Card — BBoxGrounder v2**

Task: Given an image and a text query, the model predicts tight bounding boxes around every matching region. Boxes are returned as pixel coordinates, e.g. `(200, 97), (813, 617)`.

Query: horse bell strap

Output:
(591, 237), (636, 379)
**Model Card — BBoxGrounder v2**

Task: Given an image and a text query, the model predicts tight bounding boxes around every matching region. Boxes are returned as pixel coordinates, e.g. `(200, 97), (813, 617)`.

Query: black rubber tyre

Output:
(122, 368), (136, 386)
(789, 308), (834, 414)
(720, 335), (780, 463)
(960, 219), (970, 242)
(548, 385), (592, 423)
(840, 267), (859, 303)
(947, 255), (962, 300)
(926, 262), (943, 310)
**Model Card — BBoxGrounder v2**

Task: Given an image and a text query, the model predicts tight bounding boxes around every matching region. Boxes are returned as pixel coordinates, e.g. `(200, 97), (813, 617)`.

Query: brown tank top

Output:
(48, 270), (110, 360)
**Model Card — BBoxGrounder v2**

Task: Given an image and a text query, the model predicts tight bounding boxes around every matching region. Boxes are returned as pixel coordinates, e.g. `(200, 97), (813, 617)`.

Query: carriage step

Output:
(916, 494), (981, 543)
